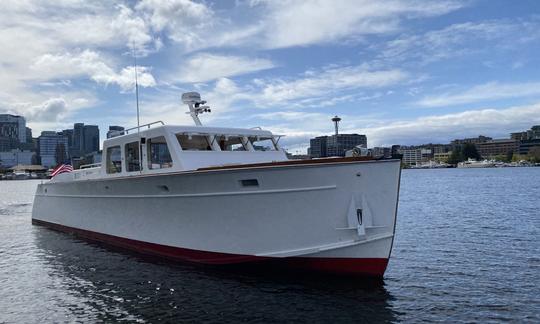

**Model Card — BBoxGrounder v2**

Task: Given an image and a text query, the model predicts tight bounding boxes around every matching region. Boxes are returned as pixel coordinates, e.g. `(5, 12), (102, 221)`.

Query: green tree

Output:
(528, 146), (540, 163)
(447, 148), (464, 164)
(462, 143), (480, 160)
(506, 151), (514, 162)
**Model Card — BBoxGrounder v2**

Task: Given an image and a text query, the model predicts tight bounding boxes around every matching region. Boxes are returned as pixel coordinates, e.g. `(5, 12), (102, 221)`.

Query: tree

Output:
(462, 143), (480, 160)
(528, 147), (540, 163)
(447, 148), (464, 165)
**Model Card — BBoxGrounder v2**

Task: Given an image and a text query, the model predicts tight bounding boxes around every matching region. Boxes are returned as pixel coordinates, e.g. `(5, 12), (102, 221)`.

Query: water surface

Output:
(0, 168), (539, 322)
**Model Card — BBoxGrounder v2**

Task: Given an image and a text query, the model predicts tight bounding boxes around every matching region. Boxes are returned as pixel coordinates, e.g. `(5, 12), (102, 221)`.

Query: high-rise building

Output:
(107, 126), (125, 139)
(0, 114), (26, 151)
(309, 134), (367, 158)
(83, 125), (100, 154)
(68, 123), (100, 157)
(72, 123), (84, 157)
(309, 136), (327, 158)
(38, 131), (69, 168)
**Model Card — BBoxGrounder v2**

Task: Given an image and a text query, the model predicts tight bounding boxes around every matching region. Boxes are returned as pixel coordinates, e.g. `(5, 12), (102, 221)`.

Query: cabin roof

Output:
(104, 124), (277, 147)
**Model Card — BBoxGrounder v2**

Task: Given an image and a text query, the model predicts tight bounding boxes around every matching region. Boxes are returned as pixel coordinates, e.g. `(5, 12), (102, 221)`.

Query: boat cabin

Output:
(56, 123), (288, 182)
(53, 92), (288, 182)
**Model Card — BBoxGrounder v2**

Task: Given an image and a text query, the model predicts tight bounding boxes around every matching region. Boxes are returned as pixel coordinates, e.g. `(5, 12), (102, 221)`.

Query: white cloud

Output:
(364, 102), (540, 146)
(251, 65), (407, 107)
(255, 0), (464, 49)
(377, 18), (540, 64)
(31, 51), (156, 91)
(251, 102), (540, 152)
(417, 82), (540, 107)
(27, 98), (68, 122)
(175, 53), (275, 83)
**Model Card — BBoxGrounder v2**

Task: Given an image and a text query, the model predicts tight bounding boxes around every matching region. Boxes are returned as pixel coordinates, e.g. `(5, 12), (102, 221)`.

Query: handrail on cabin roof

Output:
(122, 121), (165, 135)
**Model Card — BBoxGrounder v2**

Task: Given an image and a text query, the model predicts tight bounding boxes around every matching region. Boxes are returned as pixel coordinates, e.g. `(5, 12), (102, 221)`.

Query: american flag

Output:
(51, 163), (73, 177)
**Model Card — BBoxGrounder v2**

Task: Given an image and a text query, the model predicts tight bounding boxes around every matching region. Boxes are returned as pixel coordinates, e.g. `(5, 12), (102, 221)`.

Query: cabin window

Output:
(249, 137), (277, 151)
(147, 136), (172, 169)
(217, 135), (247, 151)
(106, 146), (122, 174)
(125, 141), (141, 172)
(176, 134), (213, 151)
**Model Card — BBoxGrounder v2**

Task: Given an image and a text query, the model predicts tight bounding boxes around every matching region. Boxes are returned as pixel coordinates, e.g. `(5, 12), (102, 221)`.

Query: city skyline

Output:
(1, 1), (540, 153)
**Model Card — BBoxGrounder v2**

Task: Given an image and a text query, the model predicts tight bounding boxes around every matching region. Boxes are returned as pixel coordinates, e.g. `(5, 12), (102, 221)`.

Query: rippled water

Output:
(0, 168), (539, 323)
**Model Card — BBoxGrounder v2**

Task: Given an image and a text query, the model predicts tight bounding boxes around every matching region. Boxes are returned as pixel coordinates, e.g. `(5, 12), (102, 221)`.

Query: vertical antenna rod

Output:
(133, 47), (140, 133)
(133, 44), (142, 172)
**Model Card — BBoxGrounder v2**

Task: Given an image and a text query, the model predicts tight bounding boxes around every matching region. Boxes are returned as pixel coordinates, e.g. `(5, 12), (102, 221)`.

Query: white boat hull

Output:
(32, 159), (401, 277)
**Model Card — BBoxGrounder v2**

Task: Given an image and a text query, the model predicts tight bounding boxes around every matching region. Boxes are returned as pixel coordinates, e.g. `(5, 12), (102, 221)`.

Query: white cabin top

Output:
(52, 93), (288, 182)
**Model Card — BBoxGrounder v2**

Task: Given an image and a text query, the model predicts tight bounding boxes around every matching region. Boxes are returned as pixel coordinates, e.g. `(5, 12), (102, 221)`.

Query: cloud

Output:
(131, 0), (464, 52)
(364, 102), (540, 146)
(257, 0), (464, 49)
(254, 102), (540, 152)
(417, 82), (540, 107)
(250, 65), (407, 107)
(31, 50), (156, 91)
(27, 98), (68, 122)
(377, 18), (540, 64)
(175, 53), (275, 83)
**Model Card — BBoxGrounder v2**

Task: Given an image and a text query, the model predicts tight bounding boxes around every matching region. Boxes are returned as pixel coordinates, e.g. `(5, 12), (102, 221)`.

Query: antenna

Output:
(182, 92), (211, 126)
(132, 44), (142, 172)
(332, 115), (341, 136)
(133, 46), (140, 133)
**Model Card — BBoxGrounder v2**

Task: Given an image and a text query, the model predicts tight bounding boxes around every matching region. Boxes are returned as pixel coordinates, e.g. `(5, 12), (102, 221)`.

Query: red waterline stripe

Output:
(32, 218), (388, 277)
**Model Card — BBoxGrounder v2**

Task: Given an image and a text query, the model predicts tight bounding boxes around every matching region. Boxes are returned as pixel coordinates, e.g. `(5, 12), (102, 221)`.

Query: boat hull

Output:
(32, 159), (401, 277)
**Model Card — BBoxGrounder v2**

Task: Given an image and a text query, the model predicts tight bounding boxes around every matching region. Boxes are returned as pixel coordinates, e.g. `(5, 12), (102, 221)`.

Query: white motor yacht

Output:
(32, 92), (401, 277)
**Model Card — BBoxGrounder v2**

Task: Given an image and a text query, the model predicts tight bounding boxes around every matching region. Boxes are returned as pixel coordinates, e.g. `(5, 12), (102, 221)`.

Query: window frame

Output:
(147, 136), (173, 170)
(125, 141), (141, 172)
(106, 145), (123, 174)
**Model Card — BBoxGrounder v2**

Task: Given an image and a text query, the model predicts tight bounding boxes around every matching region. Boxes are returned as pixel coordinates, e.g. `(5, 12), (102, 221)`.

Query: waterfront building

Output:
(526, 125), (540, 140)
(0, 149), (34, 168)
(476, 139), (519, 159)
(511, 131), (528, 141)
(400, 148), (422, 166)
(107, 126), (125, 139)
(309, 134), (367, 158)
(451, 135), (492, 146)
(309, 136), (328, 158)
(371, 147), (392, 158)
(0, 114), (26, 151)
(518, 139), (540, 155)
(434, 152), (451, 163)
(38, 131), (69, 168)
(327, 134), (367, 157)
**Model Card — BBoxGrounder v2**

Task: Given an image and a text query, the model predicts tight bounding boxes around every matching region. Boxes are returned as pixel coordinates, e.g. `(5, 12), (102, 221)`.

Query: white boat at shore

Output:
(32, 92), (401, 277)
(457, 158), (495, 168)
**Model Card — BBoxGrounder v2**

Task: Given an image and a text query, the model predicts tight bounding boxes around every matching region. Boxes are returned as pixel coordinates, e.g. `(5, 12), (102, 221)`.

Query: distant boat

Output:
(13, 170), (30, 180)
(409, 161), (450, 169)
(457, 158), (495, 168)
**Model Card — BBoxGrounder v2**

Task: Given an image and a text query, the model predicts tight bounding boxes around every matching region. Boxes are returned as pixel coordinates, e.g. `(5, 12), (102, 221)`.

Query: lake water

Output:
(0, 168), (539, 323)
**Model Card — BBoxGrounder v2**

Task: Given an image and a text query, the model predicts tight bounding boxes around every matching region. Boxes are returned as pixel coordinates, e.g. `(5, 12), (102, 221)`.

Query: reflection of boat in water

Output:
(33, 228), (397, 322)
(32, 92), (401, 277)
(457, 159), (495, 168)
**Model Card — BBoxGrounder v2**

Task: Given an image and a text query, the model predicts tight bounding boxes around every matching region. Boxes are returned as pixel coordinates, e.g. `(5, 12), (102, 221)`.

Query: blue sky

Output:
(1, 0), (540, 153)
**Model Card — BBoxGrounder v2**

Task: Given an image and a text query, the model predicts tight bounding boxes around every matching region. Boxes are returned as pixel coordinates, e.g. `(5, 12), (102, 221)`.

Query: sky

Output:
(1, 0), (540, 153)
